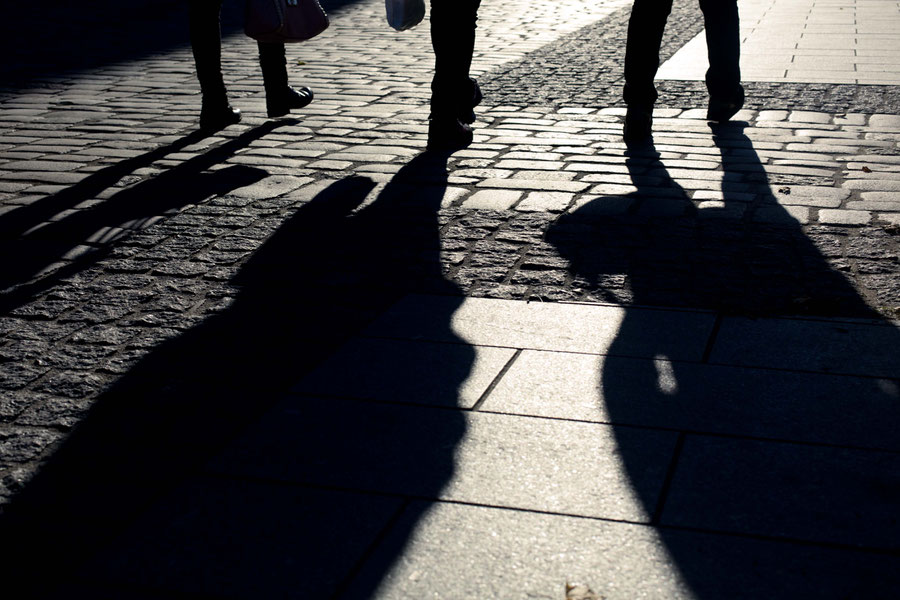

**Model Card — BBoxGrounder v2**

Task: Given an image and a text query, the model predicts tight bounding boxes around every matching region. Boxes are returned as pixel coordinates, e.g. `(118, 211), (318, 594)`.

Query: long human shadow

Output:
(0, 151), (472, 598)
(0, 122), (290, 310)
(548, 124), (900, 596)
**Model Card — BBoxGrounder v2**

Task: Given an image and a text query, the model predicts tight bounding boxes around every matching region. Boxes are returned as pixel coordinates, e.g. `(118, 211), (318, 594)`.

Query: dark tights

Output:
(188, 0), (288, 104)
(429, 0), (482, 116)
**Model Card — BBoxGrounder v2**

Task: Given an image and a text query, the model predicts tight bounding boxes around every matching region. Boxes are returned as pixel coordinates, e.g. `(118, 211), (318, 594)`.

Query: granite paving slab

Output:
(363, 294), (717, 360)
(709, 316), (900, 378)
(481, 349), (900, 451)
(208, 396), (679, 522)
(343, 500), (900, 599)
(76, 478), (403, 598)
(293, 336), (515, 408)
(661, 435), (900, 551)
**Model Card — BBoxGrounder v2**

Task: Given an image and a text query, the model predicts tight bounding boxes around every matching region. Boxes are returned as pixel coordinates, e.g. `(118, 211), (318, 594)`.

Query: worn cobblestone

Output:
(0, 428), (64, 466)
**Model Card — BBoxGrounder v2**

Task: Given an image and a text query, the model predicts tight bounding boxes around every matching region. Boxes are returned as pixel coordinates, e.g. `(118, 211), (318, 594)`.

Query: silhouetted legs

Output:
(257, 42), (315, 119)
(189, 0), (230, 105)
(188, 0), (313, 130)
(623, 0), (674, 112)
(623, 0), (743, 143)
(428, 0), (483, 150)
(700, 0), (743, 116)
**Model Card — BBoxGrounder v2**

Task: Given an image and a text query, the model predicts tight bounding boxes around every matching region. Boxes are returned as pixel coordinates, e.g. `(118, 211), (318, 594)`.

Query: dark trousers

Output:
(188, 0), (288, 103)
(430, 0), (482, 116)
(623, 0), (743, 109)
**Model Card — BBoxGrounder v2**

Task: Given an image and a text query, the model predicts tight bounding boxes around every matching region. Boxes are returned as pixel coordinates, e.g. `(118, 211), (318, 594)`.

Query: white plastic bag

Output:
(385, 0), (426, 31)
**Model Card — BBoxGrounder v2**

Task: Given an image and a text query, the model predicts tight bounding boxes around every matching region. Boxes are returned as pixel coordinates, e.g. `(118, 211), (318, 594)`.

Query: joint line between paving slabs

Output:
(205, 473), (900, 556)
(700, 313), (724, 364)
(330, 497), (414, 600)
(471, 349), (523, 412)
(651, 431), (687, 525)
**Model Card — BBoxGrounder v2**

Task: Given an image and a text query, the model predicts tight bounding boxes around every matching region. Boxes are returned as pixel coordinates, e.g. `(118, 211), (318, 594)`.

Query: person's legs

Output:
(623, 0), (674, 110)
(189, 0), (240, 129)
(258, 41), (288, 92)
(699, 0), (744, 120)
(189, 0), (226, 101)
(622, 0), (674, 143)
(258, 41), (313, 118)
(429, 0), (481, 117)
(428, 0), (482, 149)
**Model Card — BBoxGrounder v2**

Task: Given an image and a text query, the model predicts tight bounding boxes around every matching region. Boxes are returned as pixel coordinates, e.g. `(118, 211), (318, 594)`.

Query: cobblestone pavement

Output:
(0, 0), (899, 597)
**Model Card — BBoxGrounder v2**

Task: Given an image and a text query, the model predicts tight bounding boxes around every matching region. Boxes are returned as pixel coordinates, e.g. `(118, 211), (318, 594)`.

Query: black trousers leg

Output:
(258, 41), (288, 95)
(430, 0), (482, 117)
(188, 0), (228, 102)
(699, 0), (743, 103)
(623, 0), (674, 109)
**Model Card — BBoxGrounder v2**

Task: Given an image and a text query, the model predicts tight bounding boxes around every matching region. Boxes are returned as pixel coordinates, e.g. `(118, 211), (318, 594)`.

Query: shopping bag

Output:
(245, 0), (330, 43)
(385, 0), (426, 31)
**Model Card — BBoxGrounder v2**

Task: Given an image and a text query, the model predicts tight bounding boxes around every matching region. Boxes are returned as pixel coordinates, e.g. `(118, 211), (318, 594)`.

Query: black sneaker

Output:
(623, 107), (653, 146)
(427, 117), (473, 151)
(267, 86), (314, 118)
(199, 103), (241, 131)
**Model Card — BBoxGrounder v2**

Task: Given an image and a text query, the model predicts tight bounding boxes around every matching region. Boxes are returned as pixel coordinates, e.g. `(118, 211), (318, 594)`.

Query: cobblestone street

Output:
(1, 0), (899, 598)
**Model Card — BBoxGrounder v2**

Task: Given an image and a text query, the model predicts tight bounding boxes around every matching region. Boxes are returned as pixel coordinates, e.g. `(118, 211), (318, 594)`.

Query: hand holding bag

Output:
(245, 0), (330, 43)
(385, 0), (426, 31)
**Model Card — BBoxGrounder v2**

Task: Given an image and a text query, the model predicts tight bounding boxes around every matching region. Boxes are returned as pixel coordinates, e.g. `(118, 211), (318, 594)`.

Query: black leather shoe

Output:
(707, 97), (743, 122)
(267, 86), (314, 118)
(199, 104), (241, 131)
(623, 107), (652, 146)
(459, 77), (482, 124)
(427, 117), (473, 151)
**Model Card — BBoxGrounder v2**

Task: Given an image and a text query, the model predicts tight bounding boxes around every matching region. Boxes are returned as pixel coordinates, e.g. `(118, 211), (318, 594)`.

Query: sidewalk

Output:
(0, 0), (898, 598)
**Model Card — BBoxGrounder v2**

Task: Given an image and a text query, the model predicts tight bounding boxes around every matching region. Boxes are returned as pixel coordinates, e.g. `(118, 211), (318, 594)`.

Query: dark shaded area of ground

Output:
(0, 149), (471, 598)
(0, 0), (366, 92)
(548, 122), (882, 315)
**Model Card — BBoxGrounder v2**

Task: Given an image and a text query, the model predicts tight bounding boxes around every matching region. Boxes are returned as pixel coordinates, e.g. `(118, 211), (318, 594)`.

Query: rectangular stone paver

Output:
(344, 501), (900, 599)
(709, 316), (900, 378)
(209, 396), (678, 522)
(461, 189), (522, 210)
(515, 191), (575, 212)
(819, 208), (872, 225)
(481, 350), (900, 451)
(293, 337), (515, 408)
(476, 178), (590, 193)
(662, 435), (900, 549)
(78, 479), (403, 598)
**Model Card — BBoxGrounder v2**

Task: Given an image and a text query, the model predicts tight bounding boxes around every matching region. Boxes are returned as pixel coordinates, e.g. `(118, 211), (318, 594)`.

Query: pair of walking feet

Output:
(199, 85), (315, 131)
(427, 78), (483, 151)
(623, 96), (744, 145)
